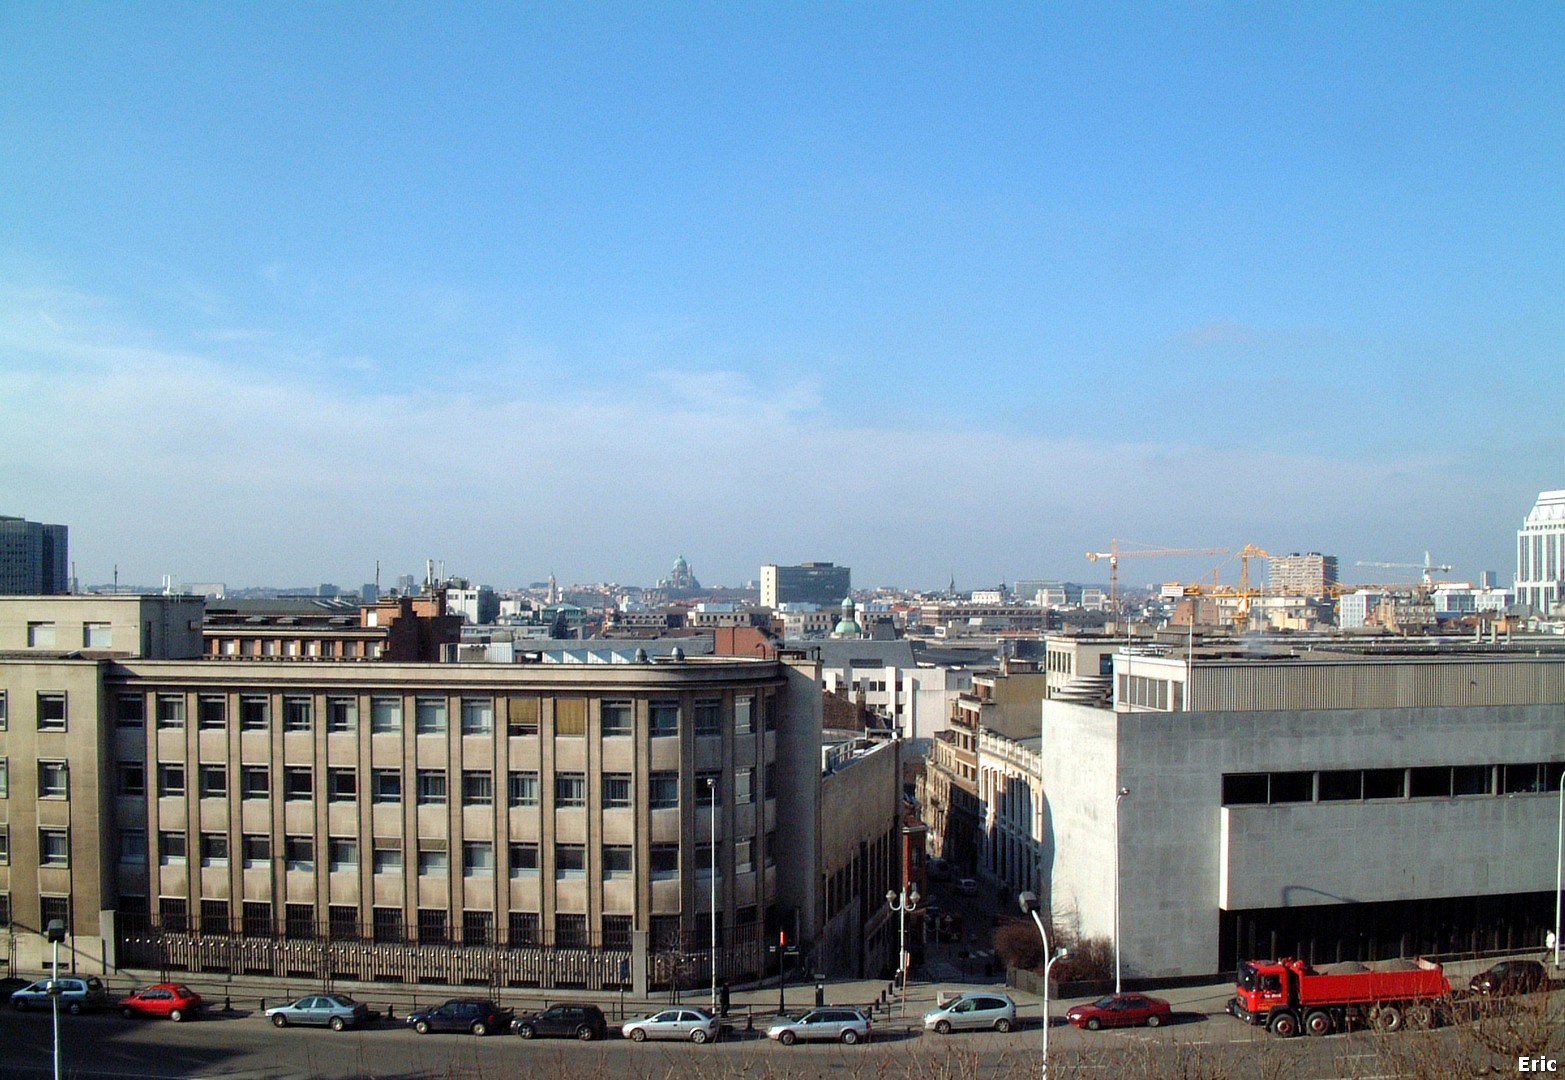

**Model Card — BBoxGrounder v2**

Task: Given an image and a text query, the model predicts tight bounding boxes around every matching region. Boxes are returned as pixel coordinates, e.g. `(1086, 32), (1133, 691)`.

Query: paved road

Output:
(0, 993), (1542, 1080)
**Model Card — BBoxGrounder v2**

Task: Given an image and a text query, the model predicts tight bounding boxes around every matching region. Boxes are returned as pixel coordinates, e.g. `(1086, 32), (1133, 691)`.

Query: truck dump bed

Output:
(1291, 958), (1450, 1006)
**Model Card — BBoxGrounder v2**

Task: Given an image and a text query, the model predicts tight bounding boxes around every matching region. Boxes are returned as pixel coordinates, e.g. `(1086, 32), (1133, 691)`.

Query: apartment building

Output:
(1267, 552), (1339, 595)
(1516, 488), (1565, 612)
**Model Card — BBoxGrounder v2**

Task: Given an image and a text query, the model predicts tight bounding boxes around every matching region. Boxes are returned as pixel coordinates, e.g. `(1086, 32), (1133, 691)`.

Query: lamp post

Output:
(885, 883), (920, 1016)
(706, 776), (718, 1015)
(46, 918), (66, 1080)
(1019, 892), (1068, 1080)
(1114, 787), (1128, 995)
(1555, 773), (1562, 971)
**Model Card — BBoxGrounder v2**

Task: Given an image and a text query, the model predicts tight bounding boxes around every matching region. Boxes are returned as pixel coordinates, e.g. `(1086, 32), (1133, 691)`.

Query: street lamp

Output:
(1019, 892), (1068, 1080)
(885, 883), (920, 1016)
(46, 918), (66, 1080)
(706, 775), (718, 1015)
(1114, 787), (1129, 995)
(1554, 773), (1562, 971)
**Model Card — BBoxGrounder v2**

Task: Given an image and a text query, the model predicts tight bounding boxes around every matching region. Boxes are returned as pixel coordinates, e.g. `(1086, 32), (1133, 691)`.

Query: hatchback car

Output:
(10, 976), (112, 1015)
(766, 1007), (872, 1045)
(1469, 959), (1550, 996)
(511, 1003), (608, 1041)
(622, 1007), (721, 1043)
(405, 998), (512, 1036)
(265, 994), (373, 1030)
(119, 983), (203, 1021)
(1065, 994), (1172, 1030)
(923, 992), (1017, 1034)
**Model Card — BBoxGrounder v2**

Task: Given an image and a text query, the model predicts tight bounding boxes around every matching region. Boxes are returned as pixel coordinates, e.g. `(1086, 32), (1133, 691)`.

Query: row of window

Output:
(1221, 761), (1565, 806)
(0, 759), (68, 799)
(111, 831), (772, 878)
(118, 763), (773, 807)
(25, 620), (112, 649)
(0, 689), (66, 730)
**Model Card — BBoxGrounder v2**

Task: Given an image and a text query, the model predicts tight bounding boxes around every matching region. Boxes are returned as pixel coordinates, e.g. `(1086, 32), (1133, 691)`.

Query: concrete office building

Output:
(0, 516), (69, 595)
(1267, 552), (1339, 595)
(1042, 638), (1565, 978)
(0, 593), (902, 988)
(760, 562), (850, 610)
(1516, 488), (1565, 612)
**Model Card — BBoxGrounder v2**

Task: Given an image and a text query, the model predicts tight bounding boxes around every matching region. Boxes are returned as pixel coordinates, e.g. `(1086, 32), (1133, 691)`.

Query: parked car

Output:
(10, 976), (112, 1014)
(622, 1007), (721, 1043)
(956, 877), (979, 896)
(265, 994), (373, 1030)
(1065, 993), (1172, 1030)
(405, 998), (512, 1036)
(119, 983), (203, 1021)
(1469, 959), (1550, 996)
(923, 992), (1017, 1033)
(511, 1003), (608, 1041)
(766, 1007), (872, 1045)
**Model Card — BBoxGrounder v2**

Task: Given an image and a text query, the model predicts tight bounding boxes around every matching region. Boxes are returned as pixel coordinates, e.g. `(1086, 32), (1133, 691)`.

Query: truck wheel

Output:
(1269, 1011), (1300, 1038)
(1304, 1010), (1333, 1037)
(1404, 1004), (1434, 1030)
(1372, 1005), (1403, 1033)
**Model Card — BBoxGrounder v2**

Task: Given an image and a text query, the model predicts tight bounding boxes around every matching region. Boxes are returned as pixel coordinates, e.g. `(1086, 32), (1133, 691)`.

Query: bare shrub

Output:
(1052, 935), (1114, 983)
(993, 917), (1045, 971)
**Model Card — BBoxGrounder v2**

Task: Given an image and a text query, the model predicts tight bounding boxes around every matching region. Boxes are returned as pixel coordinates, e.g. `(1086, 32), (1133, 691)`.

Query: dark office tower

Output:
(760, 561), (851, 608)
(0, 515), (70, 594)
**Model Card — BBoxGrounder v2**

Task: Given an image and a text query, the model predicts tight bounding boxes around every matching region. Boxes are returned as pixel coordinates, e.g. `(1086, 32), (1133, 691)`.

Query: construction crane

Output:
(1085, 540), (1231, 615)
(1354, 552), (1453, 587)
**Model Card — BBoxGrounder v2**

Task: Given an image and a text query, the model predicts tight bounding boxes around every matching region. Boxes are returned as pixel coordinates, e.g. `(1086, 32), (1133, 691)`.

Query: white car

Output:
(766, 1007), (872, 1045)
(923, 992), (1017, 1033)
(956, 877), (979, 895)
(622, 1007), (721, 1043)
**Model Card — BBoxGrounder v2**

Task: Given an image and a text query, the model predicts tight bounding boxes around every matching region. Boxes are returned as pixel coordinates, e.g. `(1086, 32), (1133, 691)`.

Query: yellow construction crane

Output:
(1085, 540), (1231, 614)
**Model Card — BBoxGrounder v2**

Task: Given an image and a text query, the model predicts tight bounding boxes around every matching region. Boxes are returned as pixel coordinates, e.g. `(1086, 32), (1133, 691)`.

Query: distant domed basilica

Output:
(659, 555), (702, 596)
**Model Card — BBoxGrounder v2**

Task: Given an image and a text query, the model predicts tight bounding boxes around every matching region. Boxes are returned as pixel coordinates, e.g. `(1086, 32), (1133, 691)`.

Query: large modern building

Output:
(1042, 636), (1565, 978)
(0, 515), (69, 595)
(1516, 488), (1565, 613)
(1266, 552), (1339, 596)
(760, 562), (851, 610)
(0, 594), (902, 988)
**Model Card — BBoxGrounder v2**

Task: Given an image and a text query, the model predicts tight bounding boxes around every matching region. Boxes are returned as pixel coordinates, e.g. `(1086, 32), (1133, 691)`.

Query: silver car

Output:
(622, 1007), (721, 1043)
(10, 976), (112, 1015)
(766, 1007), (872, 1045)
(265, 994), (372, 1030)
(923, 991), (1017, 1033)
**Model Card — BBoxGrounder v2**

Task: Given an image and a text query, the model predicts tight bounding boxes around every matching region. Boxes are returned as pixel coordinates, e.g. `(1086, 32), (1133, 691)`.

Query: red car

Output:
(1065, 993), (1172, 1030)
(119, 983), (203, 1021)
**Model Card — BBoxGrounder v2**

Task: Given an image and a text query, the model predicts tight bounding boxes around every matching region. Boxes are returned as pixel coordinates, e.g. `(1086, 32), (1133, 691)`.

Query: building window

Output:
(509, 911), (540, 945)
(284, 767), (313, 800)
(198, 764), (227, 798)
(416, 769), (447, 805)
(37, 691), (67, 730)
(0, 690), (5, 730)
(508, 770), (539, 807)
(735, 696), (754, 734)
(414, 697), (447, 735)
(694, 699), (722, 738)
(764, 763), (776, 799)
(509, 842), (539, 877)
(463, 910), (493, 946)
(118, 761), (145, 796)
(373, 843), (402, 875)
(373, 907), (404, 944)
(650, 771), (679, 809)
(116, 693), (145, 728)
(736, 768), (754, 804)
(0, 826), (7, 864)
(372, 769), (402, 804)
(695, 770), (721, 802)
(555, 913), (588, 947)
(159, 897), (188, 933)
(600, 700), (632, 736)
(284, 836), (314, 872)
(242, 834), (270, 867)
(460, 698), (494, 736)
(285, 903), (316, 939)
(241, 765), (268, 799)
(159, 831), (187, 866)
(417, 909), (448, 944)
(602, 914), (633, 950)
(370, 697), (401, 733)
(240, 695), (269, 730)
(649, 701), (679, 737)
(696, 840), (715, 878)
(417, 844), (449, 876)
(27, 621), (56, 647)
(198, 695), (226, 729)
(765, 830), (776, 867)
(462, 770), (493, 806)
(283, 697), (312, 732)
(329, 904), (358, 941)
(735, 838), (753, 873)
(603, 845), (632, 878)
(0, 759), (7, 799)
(38, 760), (68, 799)
(650, 843), (679, 879)
(155, 694), (184, 729)
(555, 773), (586, 808)
(158, 763), (186, 797)
(555, 844), (586, 878)
(328, 837), (358, 872)
(602, 773), (632, 809)
(507, 696), (540, 736)
(120, 829), (147, 865)
(243, 901), (273, 936)
(200, 833), (229, 866)
(463, 841), (494, 877)
(326, 697), (357, 733)
(764, 695), (779, 731)
(327, 768), (357, 802)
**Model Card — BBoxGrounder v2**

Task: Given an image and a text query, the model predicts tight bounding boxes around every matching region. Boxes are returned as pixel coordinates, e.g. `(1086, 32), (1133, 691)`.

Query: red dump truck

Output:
(1227, 957), (1452, 1037)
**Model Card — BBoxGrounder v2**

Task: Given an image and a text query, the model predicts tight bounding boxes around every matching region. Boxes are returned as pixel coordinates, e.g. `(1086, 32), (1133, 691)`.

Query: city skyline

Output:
(2, 5), (1559, 589)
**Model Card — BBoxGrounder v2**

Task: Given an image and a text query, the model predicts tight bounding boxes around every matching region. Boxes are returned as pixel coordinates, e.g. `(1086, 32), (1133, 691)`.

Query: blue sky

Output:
(2, 3), (1560, 590)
